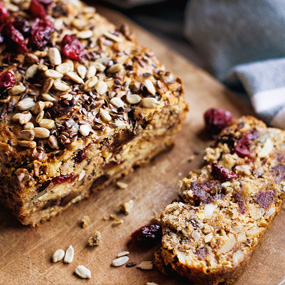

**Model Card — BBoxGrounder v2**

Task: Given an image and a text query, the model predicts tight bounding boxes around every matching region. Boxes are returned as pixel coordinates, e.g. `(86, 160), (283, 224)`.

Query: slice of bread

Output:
(156, 116), (285, 284)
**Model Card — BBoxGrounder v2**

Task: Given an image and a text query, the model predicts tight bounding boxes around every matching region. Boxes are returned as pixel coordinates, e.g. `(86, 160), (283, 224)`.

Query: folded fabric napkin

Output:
(103, 0), (285, 128)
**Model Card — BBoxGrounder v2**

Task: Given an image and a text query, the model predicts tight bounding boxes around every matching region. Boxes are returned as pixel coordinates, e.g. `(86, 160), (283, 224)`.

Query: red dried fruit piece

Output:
(131, 223), (162, 247)
(37, 0), (52, 5)
(13, 18), (31, 35)
(256, 190), (275, 209)
(271, 164), (285, 183)
(204, 108), (233, 139)
(53, 173), (74, 185)
(2, 22), (27, 53)
(29, 18), (54, 50)
(211, 163), (237, 182)
(61, 34), (84, 61)
(0, 71), (16, 91)
(29, 0), (46, 18)
(234, 138), (252, 158)
(244, 129), (260, 141)
(0, 2), (9, 24)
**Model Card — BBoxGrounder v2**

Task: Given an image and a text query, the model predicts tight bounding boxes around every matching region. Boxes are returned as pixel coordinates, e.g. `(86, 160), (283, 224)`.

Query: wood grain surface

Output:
(0, 4), (284, 285)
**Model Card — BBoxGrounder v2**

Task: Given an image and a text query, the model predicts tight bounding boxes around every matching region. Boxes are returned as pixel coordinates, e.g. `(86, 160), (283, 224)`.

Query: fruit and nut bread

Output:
(0, 0), (187, 225)
(155, 116), (285, 284)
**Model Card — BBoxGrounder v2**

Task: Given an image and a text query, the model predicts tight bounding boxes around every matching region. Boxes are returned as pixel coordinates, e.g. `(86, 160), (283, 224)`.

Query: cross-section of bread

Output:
(0, 0), (188, 226)
(155, 116), (285, 284)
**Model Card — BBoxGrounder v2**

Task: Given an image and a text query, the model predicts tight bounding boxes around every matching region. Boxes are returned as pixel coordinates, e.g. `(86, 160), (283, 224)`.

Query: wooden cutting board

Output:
(0, 5), (284, 285)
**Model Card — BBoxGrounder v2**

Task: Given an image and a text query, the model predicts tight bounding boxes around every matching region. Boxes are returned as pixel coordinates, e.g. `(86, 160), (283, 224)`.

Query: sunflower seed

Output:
(45, 69), (63, 79)
(66, 72), (84, 84)
(19, 130), (34, 141)
(83, 76), (98, 91)
(118, 200), (134, 215)
(108, 63), (123, 73)
(111, 256), (129, 267)
(12, 112), (32, 125)
(75, 265), (91, 279)
(91, 62), (105, 72)
(137, 261), (153, 270)
(104, 32), (122, 42)
(100, 108), (111, 122)
(126, 94), (141, 105)
(77, 30), (93, 39)
(42, 78), (54, 93)
(42, 93), (57, 102)
(144, 79), (156, 95)
(141, 98), (160, 108)
(53, 79), (70, 92)
(77, 65), (87, 79)
(48, 47), (62, 65)
(86, 65), (96, 79)
(64, 245), (74, 264)
(34, 127), (50, 139)
(110, 97), (124, 108)
(24, 122), (34, 130)
(56, 62), (73, 74)
(9, 84), (26, 95)
(78, 170), (86, 181)
(112, 219), (124, 226)
(39, 119), (55, 129)
(116, 181), (128, 189)
(17, 98), (35, 111)
(25, 64), (38, 80)
(95, 81), (108, 95)
(52, 249), (65, 263)
(36, 111), (44, 123)
(117, 251), (130, 257)
(17, 140), (36, 148)
(49, 135), (59, 149)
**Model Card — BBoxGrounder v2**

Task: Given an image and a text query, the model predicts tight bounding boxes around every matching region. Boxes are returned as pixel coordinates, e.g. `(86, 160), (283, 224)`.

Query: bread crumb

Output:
(116, 181), (128, 189)
(110, 214), (117, 220)
(81, 215), (90, 228)
(88, 231), (101, 246)
(187, 155), (195, 162)
(118, 200), (134, 215)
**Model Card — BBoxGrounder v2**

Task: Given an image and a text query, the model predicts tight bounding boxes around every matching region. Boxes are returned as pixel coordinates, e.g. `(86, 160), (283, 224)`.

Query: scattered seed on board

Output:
(52, 249), (65, 263)
(146, 282), (159, 285)
(117, 251), (129, 257)
(116, 181), (128, 189)
(75, 265), (91, 279)
(88, 231), (101, 247)
(112, 256), (129, 267)
(118, 200), (134, 215)
(126, 262), (136, 268)
(137, 261), (153, 270)
(112, 219), (124, 227)
(63, 245), (74, 264)
(80, 215), (90, 228)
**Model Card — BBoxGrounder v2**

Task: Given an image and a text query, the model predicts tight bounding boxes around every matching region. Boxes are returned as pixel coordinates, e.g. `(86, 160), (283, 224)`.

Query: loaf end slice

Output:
(0, 0), (188, 225)
(156, 116), (285, 284)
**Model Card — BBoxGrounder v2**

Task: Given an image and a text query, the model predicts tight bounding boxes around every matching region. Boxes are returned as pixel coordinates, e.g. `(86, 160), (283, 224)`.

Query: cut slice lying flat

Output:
(155, 116), (285, 285)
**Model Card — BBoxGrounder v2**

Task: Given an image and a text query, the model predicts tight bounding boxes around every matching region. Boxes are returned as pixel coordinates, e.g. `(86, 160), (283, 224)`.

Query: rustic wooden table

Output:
(0, 4), (284, 285)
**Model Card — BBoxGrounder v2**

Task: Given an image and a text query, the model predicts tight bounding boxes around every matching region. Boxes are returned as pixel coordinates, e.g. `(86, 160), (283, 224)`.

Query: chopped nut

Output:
(116, 181), (128, 189)
(66, 71), (84, 84)
(96, 81), (108, 95)
(218, 234), (236, 254)
(117, 251), (130, 257)
(137, 261), (153, 270)
(88, 231), (101, 246)
(34, 127), (50, 139)
(144, 79), (156, 95)
(78, 170), (86, 181)
(25, 53), (39, 64)
(141, 98), (159, 108)
(48, 47), (62, 66)
(126, 94), (141, 105)
(100, 108), (111, 122)
(39, 119), (55, 129)
(112, 219), (124, 226)
(104, 32), (122, 42)
(79, 124), (91, 136)
(118, 200), (134, 215)
(77, 30), (93, 39)
(110, 97), (124, 108)
(12, 111), (32, 125)
(52, 249), (65, 263)
(81, 215), (90, 228)
(25, 64), (38, 80)
(75, 265), (91, 279)
(111, 256), (129, 267)
(45, 69), (63, 79)
(17, 97), (35, 111)
(64, 245), (74, 264)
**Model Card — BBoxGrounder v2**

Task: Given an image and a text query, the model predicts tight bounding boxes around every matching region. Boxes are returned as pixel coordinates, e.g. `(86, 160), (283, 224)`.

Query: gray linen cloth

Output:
(103, 0), (285, 128)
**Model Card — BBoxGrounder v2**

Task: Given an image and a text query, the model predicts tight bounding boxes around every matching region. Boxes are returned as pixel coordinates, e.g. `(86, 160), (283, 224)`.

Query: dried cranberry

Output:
(0, 2), (9, 24)
(204, 108), (233, 139)
(29, 0), (46, 18)
(131, 223), (162, 247)
(61, 35), (84, 61)
(53, 173), (74, 185)
(13, 18), (31, 35)
(256, 191), (275, 209)
(0, 71), (16, 91)
(234, 138), (252, 158)
(244, 129), (260, 141)
(47, 98), (75, 118)
(271, 164), (285, 182)
(211, 163), (237, 182)
(233, 192), (246, 214)
(2, 22), (27, 53)
(29, 18), (54, 50)
(74, 143), (91, 163)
